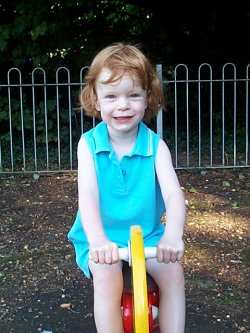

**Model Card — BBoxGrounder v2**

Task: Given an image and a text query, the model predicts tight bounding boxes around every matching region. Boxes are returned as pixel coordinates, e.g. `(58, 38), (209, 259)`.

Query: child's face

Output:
(95, 68), (147, 135)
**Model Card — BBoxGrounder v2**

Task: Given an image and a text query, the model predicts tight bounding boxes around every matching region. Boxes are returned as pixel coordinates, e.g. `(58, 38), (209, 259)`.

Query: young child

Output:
(68, 43), (186, 333)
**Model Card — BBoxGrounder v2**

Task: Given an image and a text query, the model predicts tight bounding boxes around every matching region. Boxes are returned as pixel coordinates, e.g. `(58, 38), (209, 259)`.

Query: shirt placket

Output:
(109, 152), (128, 195)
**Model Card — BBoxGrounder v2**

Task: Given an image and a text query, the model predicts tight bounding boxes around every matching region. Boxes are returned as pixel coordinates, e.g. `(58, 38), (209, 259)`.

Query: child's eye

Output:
(105, 94), (116, 99)
(130, 93), (141, 98)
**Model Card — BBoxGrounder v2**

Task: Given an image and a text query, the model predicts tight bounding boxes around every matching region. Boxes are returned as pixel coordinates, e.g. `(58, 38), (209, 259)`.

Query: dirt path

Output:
(0, 169), (249, 332)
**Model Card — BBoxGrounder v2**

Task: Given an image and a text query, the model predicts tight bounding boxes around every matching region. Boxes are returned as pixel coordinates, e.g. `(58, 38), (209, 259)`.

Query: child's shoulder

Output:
(134, 122), (161, 157)
(81, 121), (105, 137)
(140, 123), (173, 161)
(140, 122), (160, 138)
(80, 121), (107, 144)
(79, 121), (110, 154)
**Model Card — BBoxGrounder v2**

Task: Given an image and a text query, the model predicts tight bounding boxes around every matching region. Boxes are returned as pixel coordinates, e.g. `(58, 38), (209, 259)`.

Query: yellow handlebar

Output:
(130, 225), (149, 333)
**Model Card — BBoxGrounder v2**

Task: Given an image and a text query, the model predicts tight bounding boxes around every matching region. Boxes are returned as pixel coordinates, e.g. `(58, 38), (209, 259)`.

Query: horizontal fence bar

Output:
(0, 63), (249, 174)
(0, 164), (249, 176)
(1, 78), (250, 88)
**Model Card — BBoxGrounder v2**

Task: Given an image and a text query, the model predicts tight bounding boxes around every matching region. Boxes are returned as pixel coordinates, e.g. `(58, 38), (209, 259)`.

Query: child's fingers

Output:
(98, 248), (105, 264)
(169, 249), (177, 263)
(90, 243), (119, 264)
(176, 249), (184, 261)
(157, 246), (184, 263)
(163, 248), (171, 263)
(157, 246), (165, 262)
(104, 243), (119, 264)
(169, 248), (184, 262)
(104, 247), (112, 264)
(111, 244), (119, 263)
(89, 249), (99, 263)
(156, 246), (162, 262)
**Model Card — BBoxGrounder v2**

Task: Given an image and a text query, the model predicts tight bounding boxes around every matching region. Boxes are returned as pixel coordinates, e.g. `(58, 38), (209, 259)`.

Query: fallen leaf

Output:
(60, 303), (72, 310)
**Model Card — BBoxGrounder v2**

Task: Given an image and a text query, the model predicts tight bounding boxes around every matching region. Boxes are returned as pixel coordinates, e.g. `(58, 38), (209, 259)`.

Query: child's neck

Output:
(108, 125), (139, 159)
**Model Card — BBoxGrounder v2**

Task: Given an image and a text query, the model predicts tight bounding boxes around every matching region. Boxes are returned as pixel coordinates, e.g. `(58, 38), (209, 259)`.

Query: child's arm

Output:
(77, 137), (119, 264)
(155, 138), (186, 263)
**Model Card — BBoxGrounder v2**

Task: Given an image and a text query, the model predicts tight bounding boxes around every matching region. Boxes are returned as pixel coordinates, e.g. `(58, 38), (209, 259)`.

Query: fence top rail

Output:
(31, 67), (46, 83)
(0, 78), (250, 88)
(1, 62), (250, 82)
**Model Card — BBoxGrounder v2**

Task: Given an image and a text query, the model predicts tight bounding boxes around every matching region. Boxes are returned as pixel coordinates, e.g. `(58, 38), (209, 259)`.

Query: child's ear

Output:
(95, 99), (101, 111)
(144, 95), (148, 110)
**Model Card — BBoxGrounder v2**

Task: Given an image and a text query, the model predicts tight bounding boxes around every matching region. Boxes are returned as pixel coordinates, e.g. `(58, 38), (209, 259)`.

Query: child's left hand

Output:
(157, 234), (184, 263)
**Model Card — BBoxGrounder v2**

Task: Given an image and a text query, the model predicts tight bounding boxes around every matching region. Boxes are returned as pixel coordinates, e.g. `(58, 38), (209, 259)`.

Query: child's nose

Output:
(117, 96), (129, 109)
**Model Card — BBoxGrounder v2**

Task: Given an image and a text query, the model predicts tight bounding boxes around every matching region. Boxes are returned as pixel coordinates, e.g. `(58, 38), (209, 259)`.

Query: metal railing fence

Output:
(0, 63), (249, 174)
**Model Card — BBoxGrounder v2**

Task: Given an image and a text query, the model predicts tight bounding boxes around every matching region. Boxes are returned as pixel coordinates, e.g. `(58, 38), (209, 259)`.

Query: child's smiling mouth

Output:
(114, 116), (134, 122)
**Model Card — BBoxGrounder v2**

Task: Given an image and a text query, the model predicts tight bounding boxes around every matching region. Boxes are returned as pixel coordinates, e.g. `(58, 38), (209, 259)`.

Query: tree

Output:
(0, 0), (153, 75)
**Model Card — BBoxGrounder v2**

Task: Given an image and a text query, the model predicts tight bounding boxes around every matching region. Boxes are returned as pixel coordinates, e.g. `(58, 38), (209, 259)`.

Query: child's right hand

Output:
(89, 239), (119, 264)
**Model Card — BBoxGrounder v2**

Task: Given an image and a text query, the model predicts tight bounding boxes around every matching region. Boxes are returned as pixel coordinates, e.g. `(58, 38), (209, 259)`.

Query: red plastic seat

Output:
(121, 263), (159, 333)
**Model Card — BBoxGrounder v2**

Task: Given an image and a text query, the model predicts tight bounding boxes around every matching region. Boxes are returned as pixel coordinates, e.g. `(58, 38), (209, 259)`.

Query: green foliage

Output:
(0, 25), (10, 51)
(0, 0), (154, 148)
(0, 0), (153, 71)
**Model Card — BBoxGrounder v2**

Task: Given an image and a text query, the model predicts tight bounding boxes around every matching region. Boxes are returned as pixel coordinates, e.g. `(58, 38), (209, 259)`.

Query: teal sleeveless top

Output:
(68, 121), (166, 278)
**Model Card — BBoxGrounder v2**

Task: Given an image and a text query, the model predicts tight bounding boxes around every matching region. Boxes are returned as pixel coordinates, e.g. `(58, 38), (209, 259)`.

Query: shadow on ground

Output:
(0, 169), (249, 332)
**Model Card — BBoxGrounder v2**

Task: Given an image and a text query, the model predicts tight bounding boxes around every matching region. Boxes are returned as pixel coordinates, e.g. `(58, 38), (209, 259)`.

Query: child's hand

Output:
(157, 234), (184, 263)
(89, 239), (119, 264)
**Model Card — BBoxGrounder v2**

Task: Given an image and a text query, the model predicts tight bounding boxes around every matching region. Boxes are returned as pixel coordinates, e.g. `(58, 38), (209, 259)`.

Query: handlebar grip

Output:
(144, 247), (157, 259)
(118, 247), (157, 261)
(118, 248), (129, 261)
